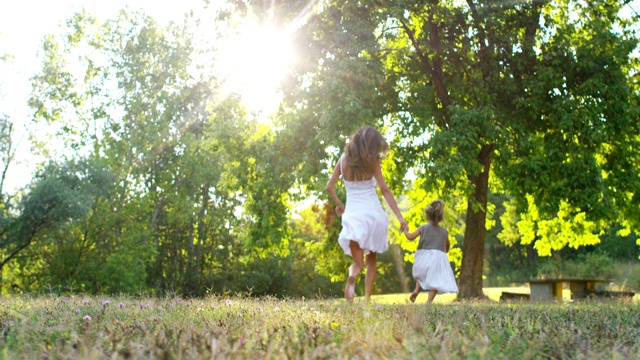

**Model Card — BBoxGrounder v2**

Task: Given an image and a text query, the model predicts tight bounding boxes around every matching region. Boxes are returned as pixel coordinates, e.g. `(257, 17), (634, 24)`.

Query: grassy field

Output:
(0, 290), (638, 359)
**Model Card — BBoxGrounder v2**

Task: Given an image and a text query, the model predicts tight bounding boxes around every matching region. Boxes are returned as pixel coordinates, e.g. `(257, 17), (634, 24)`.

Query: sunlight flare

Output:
(216, 21), (293, 115)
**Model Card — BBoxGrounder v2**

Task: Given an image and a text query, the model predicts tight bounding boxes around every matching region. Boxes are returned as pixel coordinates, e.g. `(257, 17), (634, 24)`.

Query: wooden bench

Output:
(500, 292), (531, 302)
(528, 278), (612, 301)
(586, 290), (635, 299)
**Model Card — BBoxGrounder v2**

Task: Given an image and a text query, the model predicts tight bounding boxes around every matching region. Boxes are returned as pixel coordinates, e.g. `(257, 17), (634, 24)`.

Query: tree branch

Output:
(465, 0), (492, 83)
(398, 16), (451, 129)
(0, 226), (36, 270)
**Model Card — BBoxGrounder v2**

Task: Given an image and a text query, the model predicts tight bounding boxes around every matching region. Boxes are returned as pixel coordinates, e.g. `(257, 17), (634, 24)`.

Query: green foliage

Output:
(8, 0), (640, 300)
(0, 115), (24, 289)
(626, 264), (640, 291)
(598, 227), (640, 261)
(496, 191), (640, 264)
(0, 116), (15, 198)
(280, 0), (640, 299)
(298, 197), (348, 283)
(0, 159), (111, 287)
(519, 196), (601, 256)
(19, 162), (96, 229)
(21, 7), (294, 297)
(98, 254), (146, 294)
(498, 197), (523, 247)
(241, 125), (294, 257)
(289, 205), (343, 298)
(489, 191), (640, 286)
(537, 252), (616, 280)
(240, 255), (293, 296)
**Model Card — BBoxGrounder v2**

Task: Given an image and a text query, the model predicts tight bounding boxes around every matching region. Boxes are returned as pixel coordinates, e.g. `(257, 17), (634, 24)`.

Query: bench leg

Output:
(552, 282), (563, 300)
(530, 283), (555, 301)
(569, 281), (588, 299)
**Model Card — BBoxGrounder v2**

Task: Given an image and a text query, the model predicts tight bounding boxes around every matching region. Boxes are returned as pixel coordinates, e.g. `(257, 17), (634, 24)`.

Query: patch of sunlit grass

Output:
(369, 286), (531, 304)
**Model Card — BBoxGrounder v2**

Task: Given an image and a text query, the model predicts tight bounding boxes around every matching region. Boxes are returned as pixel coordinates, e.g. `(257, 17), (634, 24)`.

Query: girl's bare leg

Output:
(426, 289), (438, 307)
(364, 252), (377, 302)
(410, 281), (421, 303)
(346, 241), (364, 303)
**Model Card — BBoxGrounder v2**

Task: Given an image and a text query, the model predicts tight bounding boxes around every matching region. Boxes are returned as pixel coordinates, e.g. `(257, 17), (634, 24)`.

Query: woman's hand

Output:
(335, 204), (345, 216)
(398, 217), (408, 232)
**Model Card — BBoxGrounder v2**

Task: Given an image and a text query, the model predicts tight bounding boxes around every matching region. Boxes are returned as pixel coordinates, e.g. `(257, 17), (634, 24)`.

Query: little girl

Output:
(404, 199), (458, 306)
(326, 126), (407, 303)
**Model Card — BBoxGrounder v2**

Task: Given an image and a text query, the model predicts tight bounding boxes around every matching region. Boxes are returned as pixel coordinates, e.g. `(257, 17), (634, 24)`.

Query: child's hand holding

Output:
(403, 226), (420, 241)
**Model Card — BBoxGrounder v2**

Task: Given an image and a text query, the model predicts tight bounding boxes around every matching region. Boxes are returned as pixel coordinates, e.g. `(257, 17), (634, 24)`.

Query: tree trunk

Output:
(457, 144), (494, 299)
(196, 184), (209, 281)
(185, 220), (196, 295)
(526, 242), (536, 267)
(390, 243), (410, 293)
(150, 197), (165, 292)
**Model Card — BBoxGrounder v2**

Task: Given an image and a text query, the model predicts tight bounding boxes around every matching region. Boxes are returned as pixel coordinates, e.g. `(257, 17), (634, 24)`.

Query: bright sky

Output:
(0, 0), (209, 193)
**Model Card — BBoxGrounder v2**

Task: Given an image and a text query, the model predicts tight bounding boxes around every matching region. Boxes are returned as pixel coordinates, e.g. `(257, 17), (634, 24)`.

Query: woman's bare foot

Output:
(345, 279), (355, 303)
(345, 265), (356, 303)
(409, 291), (419, 303)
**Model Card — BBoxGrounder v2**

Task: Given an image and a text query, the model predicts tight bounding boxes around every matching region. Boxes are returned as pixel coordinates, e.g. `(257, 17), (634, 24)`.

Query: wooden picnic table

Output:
(528, 278), (612, 301)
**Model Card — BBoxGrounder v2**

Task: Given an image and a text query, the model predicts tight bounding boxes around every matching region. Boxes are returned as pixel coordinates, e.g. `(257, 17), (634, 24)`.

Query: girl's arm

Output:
(325, 158), (345, 216)
(445, 229), (450, 253)
(372, 160), (407, 231)
(404, 227), (420, 240)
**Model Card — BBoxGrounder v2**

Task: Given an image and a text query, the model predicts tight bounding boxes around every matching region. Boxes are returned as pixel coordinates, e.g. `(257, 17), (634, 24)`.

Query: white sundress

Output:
(337, 157), (389, 256)
(413, 224), (459, 294)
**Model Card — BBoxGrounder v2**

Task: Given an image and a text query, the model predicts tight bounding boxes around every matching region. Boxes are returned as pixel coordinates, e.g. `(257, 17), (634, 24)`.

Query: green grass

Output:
(0, 292), (638, 359)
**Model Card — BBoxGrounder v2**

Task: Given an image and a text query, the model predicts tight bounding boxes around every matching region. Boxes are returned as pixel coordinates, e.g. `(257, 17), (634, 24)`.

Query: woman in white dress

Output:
(403, 199), (458, 307)
(326, 126), (408, 303)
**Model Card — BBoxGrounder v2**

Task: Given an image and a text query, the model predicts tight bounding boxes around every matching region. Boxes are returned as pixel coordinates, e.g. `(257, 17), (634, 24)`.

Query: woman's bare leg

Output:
(426, 289), (438, 307)
(364, 252), (377, 302)
(346, 241), (364, 303)
(410, 281), (421, 303)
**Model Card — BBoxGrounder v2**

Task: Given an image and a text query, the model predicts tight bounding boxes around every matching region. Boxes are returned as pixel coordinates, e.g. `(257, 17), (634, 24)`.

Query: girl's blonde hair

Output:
(425, 199), (445, 223)
(343, 126), (389, 181)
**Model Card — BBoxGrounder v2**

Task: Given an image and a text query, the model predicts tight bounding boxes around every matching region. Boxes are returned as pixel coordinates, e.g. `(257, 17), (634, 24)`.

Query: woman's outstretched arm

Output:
(372, 161), (407, 231)
(325, 159), (345, 216)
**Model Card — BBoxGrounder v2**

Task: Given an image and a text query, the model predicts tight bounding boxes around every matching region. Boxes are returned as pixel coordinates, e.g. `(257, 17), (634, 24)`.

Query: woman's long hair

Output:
(343, 126), (389, 181)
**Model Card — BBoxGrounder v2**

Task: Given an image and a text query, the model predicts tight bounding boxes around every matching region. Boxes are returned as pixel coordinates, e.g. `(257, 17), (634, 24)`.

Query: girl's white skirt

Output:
(413, 249), (459, 293)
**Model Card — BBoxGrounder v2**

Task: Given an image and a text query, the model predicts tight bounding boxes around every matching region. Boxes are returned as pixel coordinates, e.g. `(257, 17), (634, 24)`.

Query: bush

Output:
(614, 262), (640, 291)
(537, 252), (616, 279)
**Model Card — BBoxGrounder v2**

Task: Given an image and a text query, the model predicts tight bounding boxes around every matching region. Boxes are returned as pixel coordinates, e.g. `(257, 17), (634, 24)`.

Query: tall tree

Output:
(0, 54), (31, 291)
(26, 7), (281, 295)
(0, 160), (108, 281)
(280, 0), (640, 298)
(22, 2), (318, 296)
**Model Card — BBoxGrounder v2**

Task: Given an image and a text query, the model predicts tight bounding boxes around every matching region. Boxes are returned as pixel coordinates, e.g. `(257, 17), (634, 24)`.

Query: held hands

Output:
(398, 217), (408, 233)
